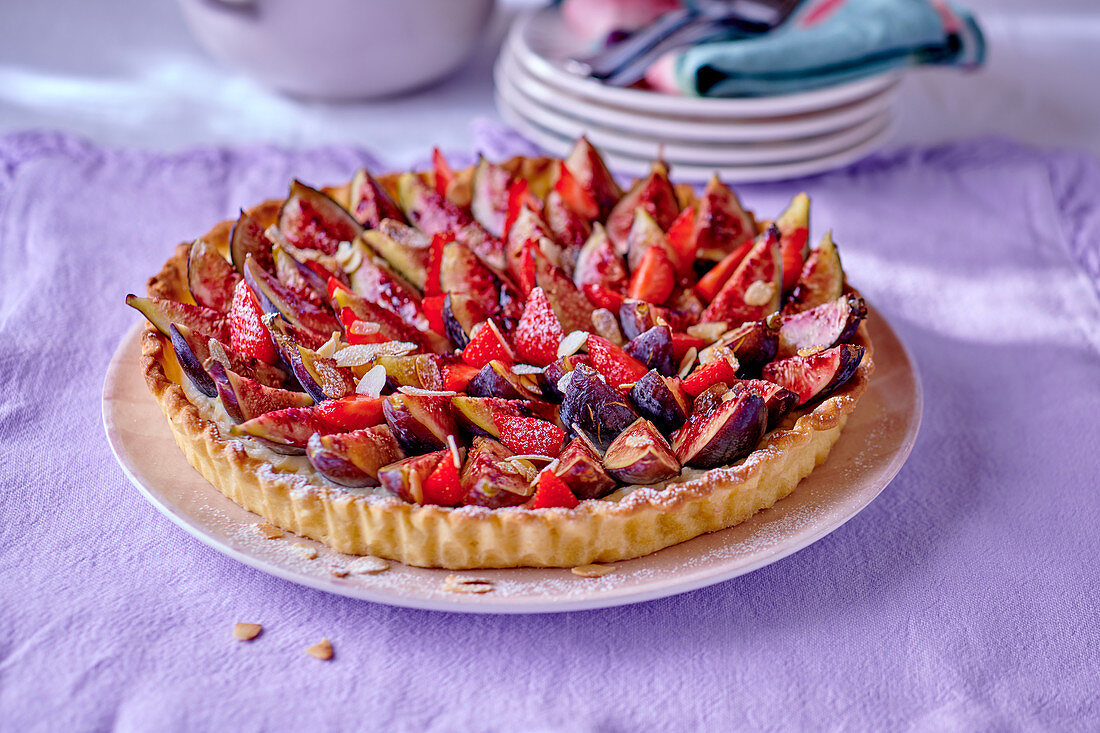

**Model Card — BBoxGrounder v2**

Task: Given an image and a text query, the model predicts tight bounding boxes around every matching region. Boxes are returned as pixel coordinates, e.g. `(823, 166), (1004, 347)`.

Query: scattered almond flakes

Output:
(315, 331), (342, 359)
(306, 638), (334, 661)
(572, 564), (616, 578)
(334, 342), (416, 366)
(329, 565), (350, 578)
(233, 622), (263, 641)
(557, 330), (589, 358)
(677, 347), (698, 379)
(743, 280), (777, 307)
(797, 345), (827, 357)
(686, 321), (727, 342)
(254, 522), (284, 540)
(347, 556), (390, 575)
(355, 364), (387, 397)
(442, 575), (494, 594)
(290, 542), (318, 560)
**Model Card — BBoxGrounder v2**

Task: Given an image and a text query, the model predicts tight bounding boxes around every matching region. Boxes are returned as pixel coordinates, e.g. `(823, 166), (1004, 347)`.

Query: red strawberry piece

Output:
(462, 320), (515, 369)
(514, 287), (564, 367)
(517, 241), (539, 296)
(432, 147), (456, 198)
(422, 294), (447, 335)
(441, 362), (480, 392)
(700, 229), (781, 325)
(494, 415), (566, 457)
(666, 205), (697, 279)
(670, 332), (706, 363)
(422, 448), (464, 506)
(552, 160), (599, 221)
(229, 280), (277, 364)
(780, 226), (809, 293)
(694, 240), (753, 303)
(340, 307), (387, 345)
(503, 179), (542, 241)
(529, 469), (579, 510)
(312, 394), (386, 431)
(681, 358), (738, 397)
(627, 245), (676, 305)
(424, 232), (452, 297)
(582, 283), (624, 312)
(586, 334), (649, 388)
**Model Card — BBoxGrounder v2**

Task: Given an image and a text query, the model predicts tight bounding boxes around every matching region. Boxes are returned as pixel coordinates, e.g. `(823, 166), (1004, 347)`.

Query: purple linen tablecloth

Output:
(1, 127), (1098, 731)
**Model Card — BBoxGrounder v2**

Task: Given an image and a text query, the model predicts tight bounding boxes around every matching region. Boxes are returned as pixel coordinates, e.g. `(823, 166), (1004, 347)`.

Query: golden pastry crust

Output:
(137, 164), (873, 569)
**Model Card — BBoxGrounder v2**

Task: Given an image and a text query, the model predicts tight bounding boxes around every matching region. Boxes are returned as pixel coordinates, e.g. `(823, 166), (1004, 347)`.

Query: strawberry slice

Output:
(340, 307), (387, 345)
(681, 358), (738, 397)
(441, 361), (480, 392)
(229, 280), (277, 364)
(514, 287), (564, 367)
(422, 447), (464, 506)
(313, 394), (386, 431)
(517, 240), (539, 296)
(666, 205), (697, 279)
(586, 334), (649, 388)
(424, 232), (452, 297)
(529, 469), (579, 509)
(582, 283), (624, 312)
(422, 294), (447, 335)
(694, 240), (753, 303)
(671, 332), (706, 363)
(552, 160), (599, 221)
(627, 245), (675, 305)
(432, 147), (456, 198)
(780, 226), (809, 293)
(494, 415), (566, 457)
(503, 179), (542, 241)
(462, 320), (514, 369)
(700, 228), (782, 325)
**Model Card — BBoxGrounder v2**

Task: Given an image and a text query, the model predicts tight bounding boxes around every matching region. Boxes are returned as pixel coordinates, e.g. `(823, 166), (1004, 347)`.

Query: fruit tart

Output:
(127, 138), (873, 569)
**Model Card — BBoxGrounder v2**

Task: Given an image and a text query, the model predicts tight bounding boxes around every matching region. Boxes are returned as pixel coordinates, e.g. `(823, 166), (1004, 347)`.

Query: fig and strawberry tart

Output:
(127, 138), (872, 569)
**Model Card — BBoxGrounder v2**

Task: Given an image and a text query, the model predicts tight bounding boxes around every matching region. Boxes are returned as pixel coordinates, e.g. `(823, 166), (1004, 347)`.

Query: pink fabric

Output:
(1, 127), (1098, 730)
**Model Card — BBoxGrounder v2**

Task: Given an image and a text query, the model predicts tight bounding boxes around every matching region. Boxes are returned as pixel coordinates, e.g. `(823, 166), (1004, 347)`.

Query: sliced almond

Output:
(442, 575), (494, 594)
(556, 370), (575, 396)
(329, 565), (350, 578)
(511, 364), (543, 375)
(677, 347), (698, 379)
(355, 364), (387, 397)
(571, 564), (616, 578)
(290, 542), (318, 560)
(347, 556), (390, 575)
(686, 321), (727, 342)
(797, 345), (828, 358)
(415, 355), (443, 391)
(233, 622), (263, 641)
(306, 638), (334, 661)
(315, 331), (342, 359)
(743, 280), (777, 307)
(334, 342), (416, 367)
(447, 434), (463, 470)
(254, 522), (284, 540)
(557, 330), (589, 358)
(397, 386), (457, 397)
(504, 457), (537, 482)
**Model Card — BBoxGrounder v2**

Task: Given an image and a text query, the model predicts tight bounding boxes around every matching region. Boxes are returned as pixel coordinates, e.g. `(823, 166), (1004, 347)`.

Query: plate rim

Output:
(511, 8), (903, 119)
(103, 306), (922, 614)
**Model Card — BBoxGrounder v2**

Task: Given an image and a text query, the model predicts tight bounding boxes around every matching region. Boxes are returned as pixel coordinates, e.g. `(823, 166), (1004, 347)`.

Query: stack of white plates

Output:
(494, 7), (901, 183)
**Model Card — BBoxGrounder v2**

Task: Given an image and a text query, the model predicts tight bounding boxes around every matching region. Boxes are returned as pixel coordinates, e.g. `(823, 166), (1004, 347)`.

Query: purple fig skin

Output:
(673, 394), (767, 470)
(603, 419), (680, 485)
(229, 210), (275, 277)
(378, 451), (446, 504)
(307, 426), (403, 488)
(625, 325), (675, 377)
(559, 364), (639, 451)
(170, 323), (217, 397)
(554, 437), (617, 500)
(466, 361), (540, 401)
(278, 179), (363, 255)
(630, 370), (692, 433)
(187, 239), (240, 312)
(777, 295), (866, 359)
(382, 393), (457, 455)
(762, 344), (864, 407)
(619, 300), (657, 341)
(173, 321), (288, 389)
(208, 359), (313, 424)
(452, 396), (533, 438)
(460, 438), (530, 508)
(243, 256), (339, 338)
(208, 359), (244, 421)
(443, 293), (488, 350)
(350, 168), (406, 228)
(720, 318), (780, 376)
(727, 380), (798, 431)
(541, 355), (587, 403)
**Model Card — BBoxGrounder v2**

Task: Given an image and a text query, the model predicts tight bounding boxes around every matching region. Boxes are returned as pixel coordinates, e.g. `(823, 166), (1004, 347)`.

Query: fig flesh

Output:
(348, 243), (427, 331)
(382, 392), (458, 454)
(605, 160), (679, 252)
(460, 437), (532, 508)
(307, 425), (403, 488)
(349, 168), (406, 228)
(630, 370), (692, 433)
(564, 136), (622, 218)
(278, 180), (362, 256)
(359, 220), (431, 291)
(761, 344), (864, 406)
(229, 210), (275, 278)
(187, 239), (240, 312)
(777, 294), (866, 358)
(452, 396), (533, 438)
(466, 360), (542, 401)
(243, 257), (340, 339)
(174, 323), (286, 389)
(207, 359), (313, 423)
(624, 207), (675, 272)
(169, 323), (217, 397)
(700, 227), (782, 327)
(554, 436), (617, 500)
(693, 174), (756, 264)
(603, 419), (681, 485)
(726, 379), (798, 430)
(378, 450), (446, 504)
(785, 231), (845, 314)
(125, 294), (230, 344)
(559, 364), (639, 451)
(470, 156), (512, 237)
(573, 223), (629, 295)
(673, 393), (767, 469)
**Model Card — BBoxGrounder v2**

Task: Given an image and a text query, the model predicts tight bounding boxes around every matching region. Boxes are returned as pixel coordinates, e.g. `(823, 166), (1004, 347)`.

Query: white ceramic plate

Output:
(103, 304), (921, 614)
(496, 58), (894, 166)
(511, 7), (902, 119)
(498, 46), (900, 143)
(496, 92), (894, 183)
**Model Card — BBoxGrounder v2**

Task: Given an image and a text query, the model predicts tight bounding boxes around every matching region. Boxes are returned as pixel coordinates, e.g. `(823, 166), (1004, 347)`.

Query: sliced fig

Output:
(451, 396), (534, 438)
(625, 207), (674, 272)
(187, 239), (240, 312)
(176, 324), (287, 389)
(618, 299), (657, 341)
(378, 450), (446, 504)
(564, 136), (622, 218)
(775, 193), (810, 293)
(359, 220), (431, 290)
(169, 323), (216, 397)
(208, 359), (313, 423)
(349, 168), (406, 227)
(243, 256), (340, 339)
(554, 436), (617, 500)
(398, 172), (474, 235)
(625, 325), (674, 377)
(544, 188), (592, 252)
(331, 285), (444, 353)
(785, 231), (845, 314)
(761, 344), (864, 406)
(559, 364), (639, 451)
(470, 156), (512, 237)
(307, 425), (403, 487)
(605, 160), (680, 253)
(272, 245), (327, 304)
(460, 437), (532, 508)
(630, 370), (692, 433)
(506, 206), (553, 290)
(541, 354), (589, 403)
(382, 392), (457, 454)
(229, 210), (275, 277)
(296, 345), (357, 400)
(125, 294), (230, 343)
(603, 419), (680, 485)
(573, 223), (629, 295)
(700, 317), (780, 376)
(348, 243), (427, 330)
(439, 239), (501, 317)
(727, 379), (798, 430)
(278, 180), (362, 255)
(693, 174), (756, 264)
(672, 393), (767, 470)
(534, 253), (593, 334)
(228, 405), (340, 455)
(439, 293), (483, 350)
(777, 294), (866, 358)
(699, 226), (782, 327)
(372, 355), (438, 391)
(467, 360), (542, 401)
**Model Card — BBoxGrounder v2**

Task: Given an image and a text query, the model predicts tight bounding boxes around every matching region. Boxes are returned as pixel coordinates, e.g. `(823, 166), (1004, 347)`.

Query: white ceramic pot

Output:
(177, 0), (497, 99)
